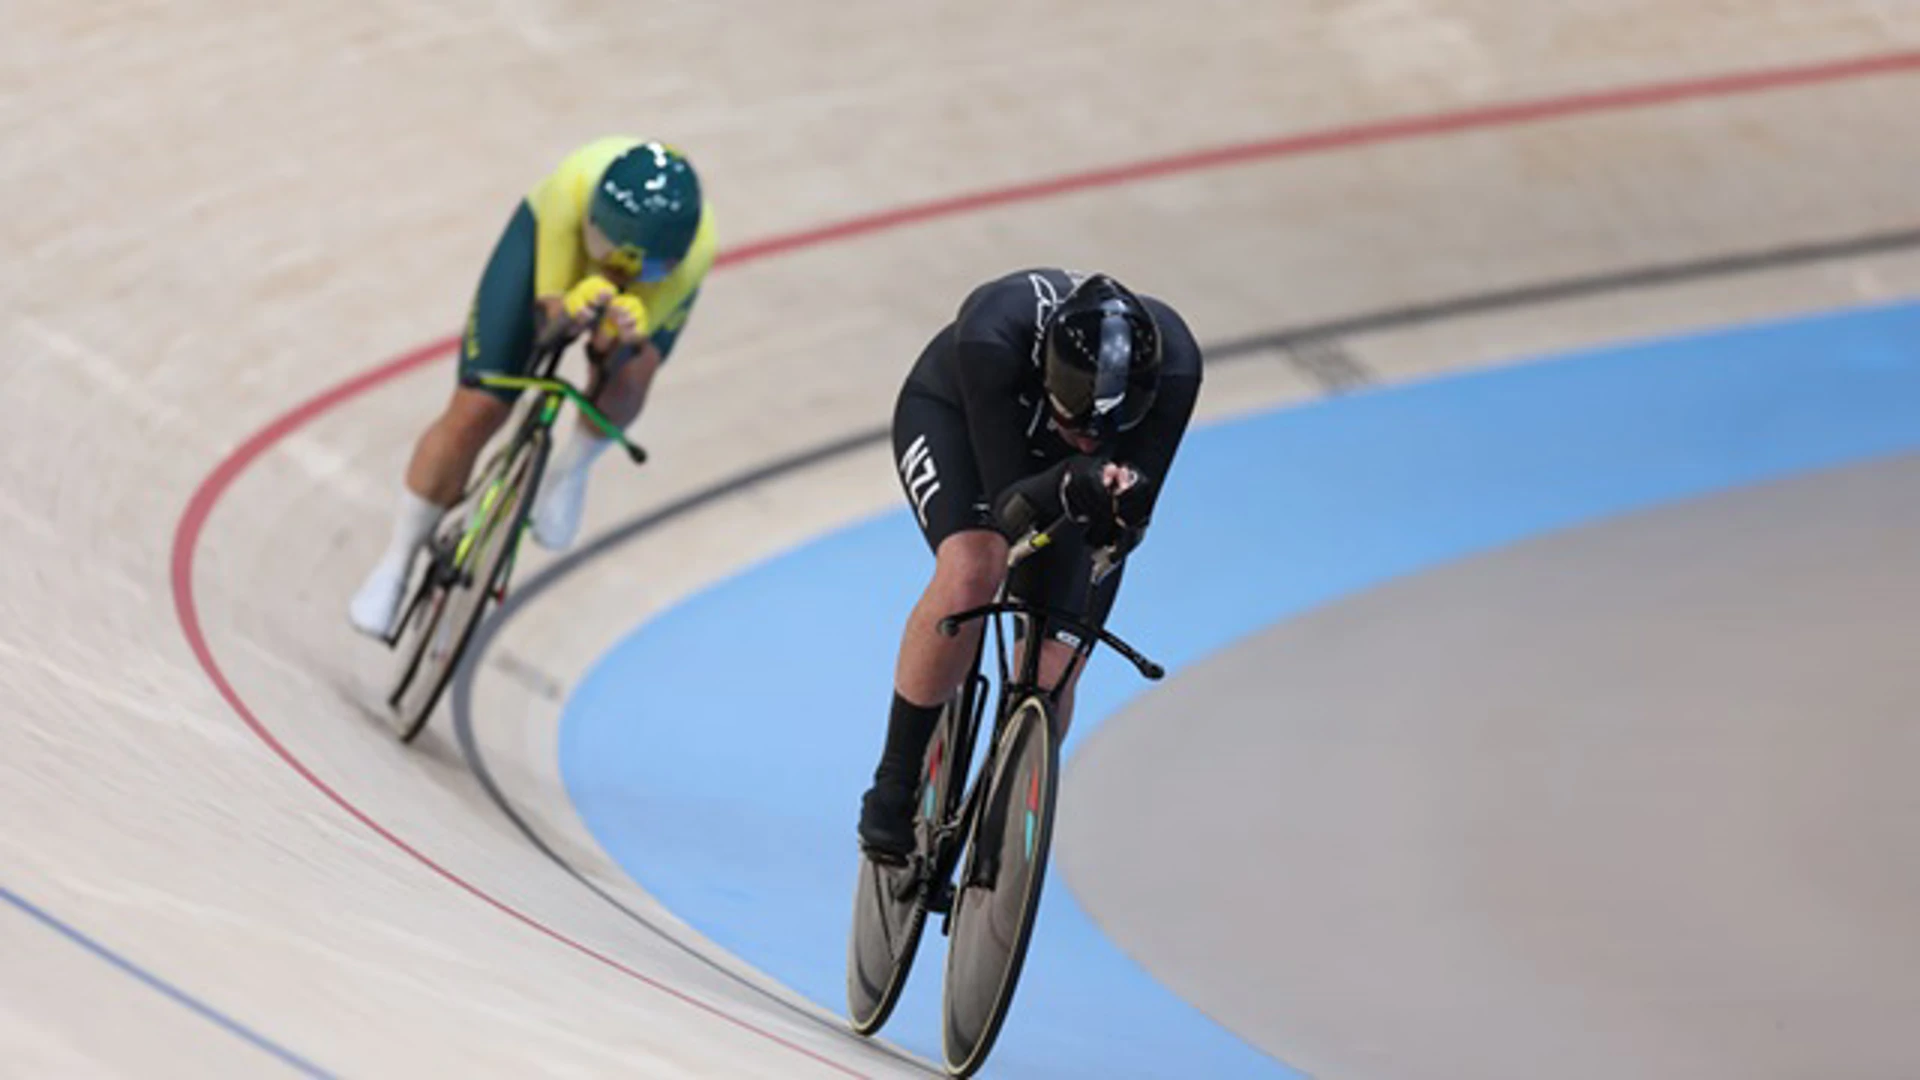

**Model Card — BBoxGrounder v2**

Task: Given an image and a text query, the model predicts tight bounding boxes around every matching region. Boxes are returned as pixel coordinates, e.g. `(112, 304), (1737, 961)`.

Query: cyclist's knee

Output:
(930, 529), (1008, 611)
(439, 387), (511, 444)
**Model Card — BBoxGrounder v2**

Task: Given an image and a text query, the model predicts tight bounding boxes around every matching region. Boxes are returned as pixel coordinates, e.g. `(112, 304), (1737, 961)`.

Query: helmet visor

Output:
(1046, 313), (1156, 440)
(1089, 314), (1133, 424)
(1084, 312), (1154, 435)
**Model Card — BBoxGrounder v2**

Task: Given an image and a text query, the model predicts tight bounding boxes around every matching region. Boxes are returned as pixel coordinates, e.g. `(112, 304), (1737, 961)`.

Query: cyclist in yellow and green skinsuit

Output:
(350, 136), (717, 638)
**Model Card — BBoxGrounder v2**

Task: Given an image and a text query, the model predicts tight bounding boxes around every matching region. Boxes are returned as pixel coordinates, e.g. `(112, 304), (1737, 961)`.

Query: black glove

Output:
(1114, 469), (1156, 529)
(1057, 455), (1111, 525)
(994, 454), (1116, 541)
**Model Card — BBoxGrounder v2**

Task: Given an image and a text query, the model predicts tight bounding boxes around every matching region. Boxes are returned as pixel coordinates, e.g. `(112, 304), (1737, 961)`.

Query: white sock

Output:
(378, 486), (446, 571)
(550, 428), (613, 483)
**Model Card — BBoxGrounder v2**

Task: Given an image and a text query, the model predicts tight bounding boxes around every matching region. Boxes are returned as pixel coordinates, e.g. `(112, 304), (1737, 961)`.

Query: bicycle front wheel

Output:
(387, 430), (546, 742)
(940, 694), (1059, 1077)
(846, 690), (973, 1035)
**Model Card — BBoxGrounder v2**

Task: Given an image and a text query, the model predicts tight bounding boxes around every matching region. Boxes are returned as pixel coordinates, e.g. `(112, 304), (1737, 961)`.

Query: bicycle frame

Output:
(457, 341), (646, 545)
(936, 520), (1164, 699)
(916, 520), (1164, 917)
(379, 337), (647, 648)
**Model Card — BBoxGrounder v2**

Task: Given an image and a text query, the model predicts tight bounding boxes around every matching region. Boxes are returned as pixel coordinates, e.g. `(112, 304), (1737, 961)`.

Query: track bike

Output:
(380, 334), (646, 743)
(847, 521), (1164, 1076)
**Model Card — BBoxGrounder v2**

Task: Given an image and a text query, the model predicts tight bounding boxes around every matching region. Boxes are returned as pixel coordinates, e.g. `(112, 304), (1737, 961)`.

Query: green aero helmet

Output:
(589, 142), (702, 282)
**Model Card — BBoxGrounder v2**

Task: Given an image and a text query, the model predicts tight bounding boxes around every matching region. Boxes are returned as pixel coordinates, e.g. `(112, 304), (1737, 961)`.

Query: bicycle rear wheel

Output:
(387, 430), (546, 742)
(940, 694), (1059, 1077)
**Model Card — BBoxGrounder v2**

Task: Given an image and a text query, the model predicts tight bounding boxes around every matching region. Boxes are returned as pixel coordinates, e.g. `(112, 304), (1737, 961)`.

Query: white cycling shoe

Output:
(348, 558), (410, 639)
(531, 467), (587, 552)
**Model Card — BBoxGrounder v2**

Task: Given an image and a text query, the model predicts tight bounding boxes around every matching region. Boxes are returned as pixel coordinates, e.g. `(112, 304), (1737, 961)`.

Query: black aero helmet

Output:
(1041, 273), (1162, 440)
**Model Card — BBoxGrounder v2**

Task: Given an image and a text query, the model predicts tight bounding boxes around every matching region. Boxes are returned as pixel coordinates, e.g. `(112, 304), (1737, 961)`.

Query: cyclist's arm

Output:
(992, 466), (1063, 539)
(987, 367), (1203, 542)
(1112, 369), (1201, 528)
(647, 288), (699, 360)
(527, 183), (589, 299)
(620, 202), (714, 360)
(1109, 296), (1204, 535)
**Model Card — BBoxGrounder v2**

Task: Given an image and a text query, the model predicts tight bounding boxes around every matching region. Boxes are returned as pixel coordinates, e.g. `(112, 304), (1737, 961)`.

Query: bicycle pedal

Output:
(925, 880), (954, 916)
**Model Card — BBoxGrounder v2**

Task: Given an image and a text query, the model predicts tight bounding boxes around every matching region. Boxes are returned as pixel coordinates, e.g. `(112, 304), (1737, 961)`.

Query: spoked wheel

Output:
(941, 695), (1059, 1077)
(847, 693), (973, 1035)
(386, 433), (545, 742)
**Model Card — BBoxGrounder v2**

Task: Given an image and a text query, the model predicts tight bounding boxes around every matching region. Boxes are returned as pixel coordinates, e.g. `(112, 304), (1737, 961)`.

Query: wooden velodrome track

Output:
(4, 3), (1918, 1076)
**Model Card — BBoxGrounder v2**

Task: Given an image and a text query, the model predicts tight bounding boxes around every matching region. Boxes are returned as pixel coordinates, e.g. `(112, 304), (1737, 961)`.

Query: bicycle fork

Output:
(934, 680), (1018, 934)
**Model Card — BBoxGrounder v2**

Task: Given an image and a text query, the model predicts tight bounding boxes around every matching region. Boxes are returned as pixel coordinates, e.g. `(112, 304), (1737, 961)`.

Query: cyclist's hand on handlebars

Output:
(1057, 455), (1111, 526)
(587, 294), (651, 366)
(565, 274), (619, 322)
(534, 274), (619, 351)
(1112, 467), (1156, 529)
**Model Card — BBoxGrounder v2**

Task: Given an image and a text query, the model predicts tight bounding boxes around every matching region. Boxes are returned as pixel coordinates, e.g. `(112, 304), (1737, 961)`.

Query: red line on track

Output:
(169, 48), (1920, 1071)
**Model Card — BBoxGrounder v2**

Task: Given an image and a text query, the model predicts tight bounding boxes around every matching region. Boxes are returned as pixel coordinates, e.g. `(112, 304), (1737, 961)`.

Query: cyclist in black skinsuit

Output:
(859, 267), (1204, 859)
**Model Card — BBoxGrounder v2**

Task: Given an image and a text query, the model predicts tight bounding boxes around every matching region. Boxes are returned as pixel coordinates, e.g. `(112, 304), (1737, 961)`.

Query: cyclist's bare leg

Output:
(860, 529), (1010, 853)
(895, 529), (1009, 707)
(533, 342), (660, 549)
(404, 386), (514, 505)
(577, 339), (660, 432)
(348, 386), (510, 637)
(1026, 638), (1085, 737)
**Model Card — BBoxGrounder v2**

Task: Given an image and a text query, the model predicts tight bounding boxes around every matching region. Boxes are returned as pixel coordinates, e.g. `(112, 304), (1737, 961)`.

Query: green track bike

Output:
(381, 336), (645, 743)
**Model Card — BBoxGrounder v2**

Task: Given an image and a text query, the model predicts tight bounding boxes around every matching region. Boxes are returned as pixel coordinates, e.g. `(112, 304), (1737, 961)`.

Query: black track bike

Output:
(380, 334), (646, 743)
(846, 521), (1164, 1076)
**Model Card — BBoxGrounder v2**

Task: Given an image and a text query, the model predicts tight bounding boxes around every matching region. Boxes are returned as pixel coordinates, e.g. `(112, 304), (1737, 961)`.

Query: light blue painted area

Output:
(561, 299), (1920, 1076)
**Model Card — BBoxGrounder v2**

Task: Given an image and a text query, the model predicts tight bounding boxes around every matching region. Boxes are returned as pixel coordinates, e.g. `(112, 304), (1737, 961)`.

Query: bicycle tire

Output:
(387, 428), (547, 742)
(940, 694), (1059, 1077)
(845, 854), (928, 1036)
